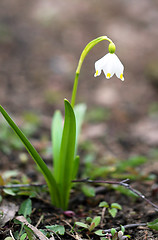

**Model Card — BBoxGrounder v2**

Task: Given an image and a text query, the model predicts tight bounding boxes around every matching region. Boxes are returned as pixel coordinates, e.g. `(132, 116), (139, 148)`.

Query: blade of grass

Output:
(74, 103), (86, 153)
(57, 99), (76, 210)
(51, 110), (63, 179)
(0, 105), (60, 207)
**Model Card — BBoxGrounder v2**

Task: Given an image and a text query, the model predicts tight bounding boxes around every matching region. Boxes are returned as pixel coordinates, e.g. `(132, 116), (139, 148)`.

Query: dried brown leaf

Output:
(0, 200), (19, 227)
(16, 216), (54, 240)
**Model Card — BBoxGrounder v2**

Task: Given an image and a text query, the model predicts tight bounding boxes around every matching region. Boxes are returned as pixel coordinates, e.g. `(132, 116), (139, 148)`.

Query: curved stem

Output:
(71, 36), (113, 108)
(71, 73), (79, 108)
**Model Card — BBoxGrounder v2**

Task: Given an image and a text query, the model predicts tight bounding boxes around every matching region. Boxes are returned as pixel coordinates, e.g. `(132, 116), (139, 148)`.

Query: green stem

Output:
(71, 73), (79, 108)
(71, 36), (113, 108)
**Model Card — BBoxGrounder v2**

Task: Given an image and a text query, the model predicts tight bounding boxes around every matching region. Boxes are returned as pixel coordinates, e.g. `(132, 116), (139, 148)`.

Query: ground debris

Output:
(0, 200), (19, 227)
(16, 215), (54, 240)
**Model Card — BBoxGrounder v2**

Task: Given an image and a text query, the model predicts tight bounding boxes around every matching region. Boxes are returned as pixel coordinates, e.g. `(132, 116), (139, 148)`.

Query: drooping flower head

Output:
(94, 42), (124, 81)
(71, 36), (124, 107)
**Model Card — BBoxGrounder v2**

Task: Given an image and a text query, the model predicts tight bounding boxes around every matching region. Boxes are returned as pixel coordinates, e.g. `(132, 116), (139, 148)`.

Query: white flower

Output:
(94, 53), (124, 81)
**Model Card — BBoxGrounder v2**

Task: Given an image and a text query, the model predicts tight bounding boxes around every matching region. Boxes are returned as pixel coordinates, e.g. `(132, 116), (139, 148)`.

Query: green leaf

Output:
(72, 104), (86, 180)
(20, 233), (27, 240)
(0, 105), (60, 207)
(46, 224), (65, 235)
(99, 201), (109, 208)
(81, 185), (95, 197)
(51, 110), (63, 178)
(24, 226), (35, 240)
(125, 235), (131, 238)
(111, 203), (122, 210)
(94, 229), (106, 236)
(57, 99), (76, 210)
(111, 228), (117, 236)
(3, 189), (16, 196)
(112, 185), (138, 199)
(121, 225), (125, 233)
(116, 156), (147, 172)
(18, 198), (32, 218)
(108, 208), (117, 218)
(92, 216), (101, 227)
(91, 166), (114, 179)
(86, 217), (92, 223)
(148, 218), (158, 230)
(2, 170), (19, 179)
(74, 103), (86, 152)
(88, 222), (95, 232)
(89, 216), (101, 231)
(75, 222), (89, 229)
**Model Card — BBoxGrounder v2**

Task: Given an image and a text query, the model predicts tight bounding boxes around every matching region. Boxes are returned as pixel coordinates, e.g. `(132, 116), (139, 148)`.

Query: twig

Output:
(0, 183), (46, 189)
(43, 229), (60, 240)
(16, 216), (50, 240)
(102, 223), (147, 233)
(62, 220), (82, 240)
(1, 178), (158, 210)
(100, 207), (106, 228)
(35, 214), (44, 228)
(10, 230), (16, 240)
(72, 178), (158, 211)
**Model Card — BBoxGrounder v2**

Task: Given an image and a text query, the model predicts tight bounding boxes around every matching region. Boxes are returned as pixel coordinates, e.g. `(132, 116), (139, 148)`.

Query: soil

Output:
(0, 0), (158, 239)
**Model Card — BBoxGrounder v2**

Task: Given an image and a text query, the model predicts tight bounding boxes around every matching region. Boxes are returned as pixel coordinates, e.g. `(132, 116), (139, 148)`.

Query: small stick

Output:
(1, 178), (158, 210)
(100, 207), (106, 228)
(72, 178), (158, 211)
(102, 223), (147, 233)
(62, 220), (82, 240)
(10, 230), (16, 240)
(0, 183), (46, 189)
(35, 214), (44, 228)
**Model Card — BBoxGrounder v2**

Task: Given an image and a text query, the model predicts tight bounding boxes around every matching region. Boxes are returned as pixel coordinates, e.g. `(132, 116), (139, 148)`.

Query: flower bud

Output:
(108, 42), (116, 53)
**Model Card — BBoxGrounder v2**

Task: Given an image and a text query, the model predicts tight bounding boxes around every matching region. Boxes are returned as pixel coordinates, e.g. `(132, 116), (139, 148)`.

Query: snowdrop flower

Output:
(94, 42), (124, 81)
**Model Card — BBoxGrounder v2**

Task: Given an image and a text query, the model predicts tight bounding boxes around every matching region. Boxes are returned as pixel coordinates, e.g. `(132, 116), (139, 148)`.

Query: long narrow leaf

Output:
(57, 99), (76, 210)
(74, 103), (86, 153)
(0, 105), (60, 206)
(51, 110), (63, 179)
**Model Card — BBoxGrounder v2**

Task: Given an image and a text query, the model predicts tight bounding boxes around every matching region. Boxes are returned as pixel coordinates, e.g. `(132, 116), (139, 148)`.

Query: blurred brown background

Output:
(0, 0), (158, 154)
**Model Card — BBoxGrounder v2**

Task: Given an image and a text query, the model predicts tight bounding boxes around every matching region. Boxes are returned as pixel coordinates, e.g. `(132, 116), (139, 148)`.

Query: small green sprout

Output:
(75, 216), (101, 232)
(99, 201), (122, 218)
(96, 226), (131, 239)
(148, 218), (158, 231)
(45, 224), (65, 235)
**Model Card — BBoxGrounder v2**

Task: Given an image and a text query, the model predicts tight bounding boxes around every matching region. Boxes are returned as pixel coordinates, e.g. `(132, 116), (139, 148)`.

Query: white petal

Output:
(94, 69), (101, 77)
(95, 53), (110, 69)
(108, 54), (124, 80)
(113, 55), (124, 80)
(102, 62), (115, 78)
(102, 54), (115, 79)
(94, 53), (110, 77)
(94, 53), (124, 81)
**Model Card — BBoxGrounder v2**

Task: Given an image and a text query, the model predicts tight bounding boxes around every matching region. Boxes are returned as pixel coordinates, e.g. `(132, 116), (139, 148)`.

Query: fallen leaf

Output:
(0, 200), (19, 227)
(16, 216), (54, 240)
